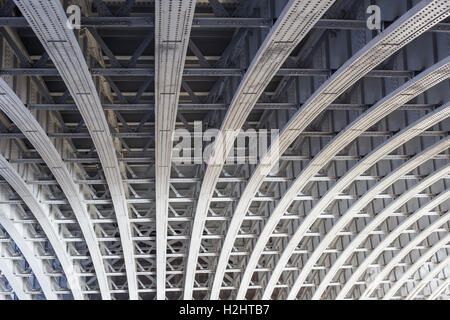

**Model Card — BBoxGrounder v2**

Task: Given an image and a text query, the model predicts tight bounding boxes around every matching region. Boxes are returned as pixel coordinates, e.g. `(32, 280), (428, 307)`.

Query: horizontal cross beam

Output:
(0, 17), (447, 31)
(0, 68), (416, 78)
(26, 103), (437, 111)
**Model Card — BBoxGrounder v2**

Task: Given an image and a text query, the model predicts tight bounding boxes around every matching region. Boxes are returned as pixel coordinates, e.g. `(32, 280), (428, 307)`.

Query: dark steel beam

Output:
(1, 68), (415, 78)
(26, 103), (437, 112)
(0, 17), (447, 31)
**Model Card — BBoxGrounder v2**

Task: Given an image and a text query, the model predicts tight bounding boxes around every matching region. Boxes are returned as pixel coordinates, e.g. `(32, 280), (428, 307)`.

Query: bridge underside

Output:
(0, 0), (448, 300)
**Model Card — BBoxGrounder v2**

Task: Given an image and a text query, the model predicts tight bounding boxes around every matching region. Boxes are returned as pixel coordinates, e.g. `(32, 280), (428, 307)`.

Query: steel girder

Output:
(13, 0), (138, 299)
(0, 244), (30, 300)
(357, 192), (450, 299)
(212, 0), (450, 300)
(0, 277), (14, 300)
(0, 189), (56, 299)
(315, 165), (450, 299)
(335, 176), (450, 298)
(0, 67), (419, 77)
(380, 218), (450, 299)
(428, 278), (450, 299)
(286, 154), (450, 300)
(264, 137), (450, 299)
(0, 77), (108, 299)
(24, 103), (444, 112)
(243, 104), (450, 298)
(0, 221), (46, 300)
(185, 0), (337, 299)
(155, 0), (196, 300)
(363, 218), (450, 300)
(0, 0), (447, 300)
(0, 140), (86, 298)
(0, 16), (449, 32)
(236, 59), (450, 299)
(406, 255), (450, 300)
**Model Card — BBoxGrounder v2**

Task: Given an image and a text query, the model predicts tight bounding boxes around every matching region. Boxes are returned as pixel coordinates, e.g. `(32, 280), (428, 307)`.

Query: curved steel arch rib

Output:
(0, 78), (107, 299)
(406, 255), (450, 300)
(0, 250), (29, 300)
(384, 233), (450, 300)
(428, 278), (450, 300)
(284, 109), (450, 299)
(265, 137), (450, 299)
(185, 0), (337, 299)
(0, 196), (57, 299)
(214, 0), (450, 299)
(0, 275), (15, 300)
(338, 189), (450, 299)
(0, 152), (84, 299)
(314, 164), (450, 300)
(155, 0), (196, 300)
(287, 169), (450, 300)
(236, 59), (450, 299)
(13, 0), (138, 299)
(360, 205), (450, 299)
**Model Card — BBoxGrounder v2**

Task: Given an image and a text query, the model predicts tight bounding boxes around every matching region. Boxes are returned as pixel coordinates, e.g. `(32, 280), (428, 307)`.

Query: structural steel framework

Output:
(0, 0), (447, 300)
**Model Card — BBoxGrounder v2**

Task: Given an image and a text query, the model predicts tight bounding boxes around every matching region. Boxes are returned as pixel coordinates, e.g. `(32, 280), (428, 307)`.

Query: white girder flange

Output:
(236, 60), (450, 299)
(291, 172), (450, 300)
(213, 0), (450, 299)
(0, 278), (14, 300)
(13, 0), (138, 299)
(384, 233), (450, 299)
(360, 205), (450, 299)
(338, 190), (450, 300)
(284, 111), (450, 299)
(0, 272), (13, 300)
(0, 246), (30, 300)
(0, 78), (107, 299)
(428, 278), (450, 299)
(264, 137), (450, 299)
(0, 192), (57, 299)
(185, 0), (337, 299)
(0, 152), (84, 299)
(406, 255), (450, 300)
(314, 164), (450, 299)
(155, 0), (196, 300)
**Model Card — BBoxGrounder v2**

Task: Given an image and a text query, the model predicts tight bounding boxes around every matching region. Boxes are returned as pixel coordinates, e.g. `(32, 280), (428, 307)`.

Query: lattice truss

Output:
(0, 0), (447, 300)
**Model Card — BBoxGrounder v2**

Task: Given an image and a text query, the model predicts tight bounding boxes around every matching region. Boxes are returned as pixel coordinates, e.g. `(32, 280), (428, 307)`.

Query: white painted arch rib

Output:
(218, 0), (450, 299)
(237, 60), (450, 299)
(314, 164), (450, 300)
(406, 255), (450, 300)
(285, 111), (450, 299)
(0, 273), (15, 300)
(13, 0), (138, 299)
(265, 137), (450, 299)
(0, 194), (57, 299)
(360, 199), (450, 300)
(383, 233), (450, 300)
(184, 0), (338, 300)
(428, 278), (450, 300)
(338, 189), (450, 300)
(0, 78), (105, 299)
(0, 152), (84, 299)
(288, 171), (450, 299)
(0, 250), (29, 300)
(155, 0), (196, 300)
